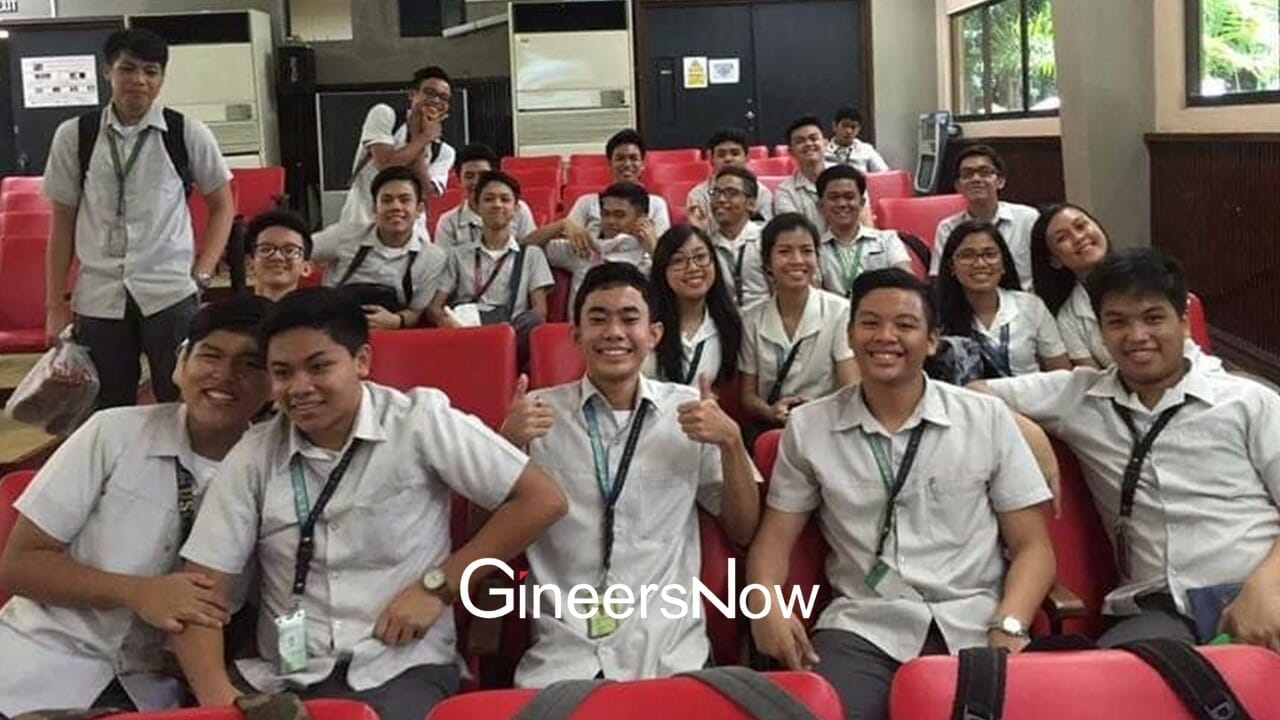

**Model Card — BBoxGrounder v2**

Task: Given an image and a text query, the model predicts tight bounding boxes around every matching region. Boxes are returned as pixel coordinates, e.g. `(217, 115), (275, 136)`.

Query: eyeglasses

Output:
(419, 89), (452, 105)
(669, 251), (714, 271)
(958, 166), (1000, 180)
(822, 192), (862, 204)
(709, 187), (749, 200)
(254, 244), (306, 260)
(953, 249), (1003, 265)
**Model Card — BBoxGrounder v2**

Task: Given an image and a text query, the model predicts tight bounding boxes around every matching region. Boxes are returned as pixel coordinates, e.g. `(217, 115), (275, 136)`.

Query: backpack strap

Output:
(679, 666), (822, 720)
(510, 679), (611, 720)
(503, 245), (527, 318)
(336, 245), (374, 287)
(1118, 639), (1253, 720)
(76, 110), (100, 186)
(161, 107), (194, 197)
(402, 249), (418, 307)
(950, 647), (1007, 720)
(898, 232), (932, 272)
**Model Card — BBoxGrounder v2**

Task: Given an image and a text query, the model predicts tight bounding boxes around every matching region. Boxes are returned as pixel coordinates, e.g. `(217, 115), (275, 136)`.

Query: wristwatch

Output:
(195, 271), (213, 290)
(988, 615), (1029, 638)
(422, 567), (453, 603)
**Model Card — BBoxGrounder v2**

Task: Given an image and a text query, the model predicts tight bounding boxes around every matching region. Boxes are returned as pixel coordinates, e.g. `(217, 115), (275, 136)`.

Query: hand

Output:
(685, 204), (710, 231)
(1219, 574), (1280, 649)
(374, 582), (445, 646)
(499, 374), (555, 447)
(987, 629), (1031, 653)
(633, 217), (658, 252)
(419, 107), (445, 143)
(769, 396), (806, 424)
(562, 219), (594, 258)
(195, 681), (243, 707)
(406, 102), (425, 140)
(363, 305), (403, 330)
(128, 572), (230, 633)
(677, 376), (741, 447)
(751, 613), (819, 670)
(45, 303), (72, 346)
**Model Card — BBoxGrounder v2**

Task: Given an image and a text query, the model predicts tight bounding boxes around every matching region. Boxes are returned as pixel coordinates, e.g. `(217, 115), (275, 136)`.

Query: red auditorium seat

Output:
(864, 170), (913, 203)
(507, 165), (561, 189)
(521, 185), (560, 227)
(567, 164), (614, 187)
(748, 156), (794, 177)
(127, 700), (378, 720)
(1187, 291), (1210, 351)
(0, 176), (43, 195)
(429, 188), (465, 222)
(230, 166), (285, 219)
(528, 323), (584, 389)
(646, 148), (702, 165)
(1, 193), (51, 214)
(889, 645), (1280, 720)
(873, 194), (967, 242)
(0, 237), (50, 353)
(569, 153), (610, 168)
(367, 326), (517, 430)
(757, 175), (787, 193)
(0, 211), (51, 238)
(773, 145), (791, 157)
(748, 145), (770, 159)
(562, 185), (602, 216)
(545, 268), (573, 323)
(501, 155), (561, 174)
(0, 471), (37, 605)
(188, 179), (240, 256)
(655, 180), (701, 218)
(426, 671), (843, 720)
(644, 162), (708, 185)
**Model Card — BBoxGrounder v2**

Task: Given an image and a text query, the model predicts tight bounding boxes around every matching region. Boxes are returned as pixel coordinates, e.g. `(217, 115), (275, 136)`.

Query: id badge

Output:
(585, 592), (618, 640)
(106, 218), (128, 258)
(864, 559), (922, 601)
(274, 608), (307, 674)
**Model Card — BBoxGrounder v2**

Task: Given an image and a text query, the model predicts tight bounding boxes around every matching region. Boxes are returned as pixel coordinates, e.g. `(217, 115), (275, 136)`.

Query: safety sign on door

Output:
(683, 56), (708, 89)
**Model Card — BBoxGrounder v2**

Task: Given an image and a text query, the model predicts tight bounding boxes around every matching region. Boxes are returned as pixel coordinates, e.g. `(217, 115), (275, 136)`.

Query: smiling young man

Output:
(43, 28), (234, 409)
(0, 296), (273, 714)
(499, 262), (760, 686)
(930, 145), (1038, 291)
(773, 116), (833, 234)
(552, 130), (671, 248)
(171, 287), (566, 720)
(686, 127), (775, 224)
(434, 143), (537, 248)
(693, 166), (767, 308)
(314, 166), (446, 330)
(975, 247), (1280, 650)
(746, 268), (1055, 720)
(815, 165), (912, 299)
(825, 107), (888, 174)
(246, 209), (313, 302)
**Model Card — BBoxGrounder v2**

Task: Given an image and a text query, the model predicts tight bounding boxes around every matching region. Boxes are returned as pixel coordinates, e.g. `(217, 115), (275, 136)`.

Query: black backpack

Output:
(76, 107), (194, 197)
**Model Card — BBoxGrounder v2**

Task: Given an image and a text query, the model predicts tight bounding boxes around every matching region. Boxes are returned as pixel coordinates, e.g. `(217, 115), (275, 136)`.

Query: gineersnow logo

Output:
(460, 558), (820, 621)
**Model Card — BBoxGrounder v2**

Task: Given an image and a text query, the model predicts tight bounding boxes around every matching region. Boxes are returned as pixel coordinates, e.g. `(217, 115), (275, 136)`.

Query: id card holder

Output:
(585, 591), (618, 640)
(864, 559), (923, 601)
(274, 607), (308, 674)
(106, 218), (128, 258)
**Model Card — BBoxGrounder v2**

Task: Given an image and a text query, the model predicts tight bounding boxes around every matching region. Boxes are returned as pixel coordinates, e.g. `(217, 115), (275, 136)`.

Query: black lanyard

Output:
(106, 128), (151, 218)
(865, 424), (926, 560)
(682, 340), (708, 385)
(1110, 400), (1186, 575)
(976, 325), (1012, 378)
(289, 440), (363, 597)
(584, 401), (650, 582)
(766, 337), (809, 405)
(173, 459), (196, 543)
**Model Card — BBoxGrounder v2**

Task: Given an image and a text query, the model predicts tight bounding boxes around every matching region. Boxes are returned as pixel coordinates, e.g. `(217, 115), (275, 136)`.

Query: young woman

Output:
(739, 213), (858, 430)
(646, 225), (743, 387)
(937, 220), (1070, 377)
(1030, 203), (1111, 368)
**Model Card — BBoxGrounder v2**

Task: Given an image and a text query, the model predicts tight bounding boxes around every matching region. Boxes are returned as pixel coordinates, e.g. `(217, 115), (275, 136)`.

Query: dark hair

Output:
(850, 268), (938, 332)
(456, 143), (500, 172)
(816, 164), (867, 198)
(784, 115), (824, 144)
(761, 213), (821, 275)
(104, 28), (169, 68)
(599, 181), (650, 215)
(246, 209), (312, 260)
(649, 226), (743, 385)
(411, 65), (451, 88)
(713, 165), (759, 200)
(1031, 203), (1111, 314)
(572, 262), (652, 325)
(187, 294), (272, 347)
(1084, 246), (1187, 319)
(955, 144), (1006, 175)
(935, 220), (1022, 337)
(834, 106), (863, 125)
(706, 127), (750, 154)
(262, 287), (369, 356)
(371, 165), (423, 202)
(472, 169), (522, 204)
(606, 129), (646, 159)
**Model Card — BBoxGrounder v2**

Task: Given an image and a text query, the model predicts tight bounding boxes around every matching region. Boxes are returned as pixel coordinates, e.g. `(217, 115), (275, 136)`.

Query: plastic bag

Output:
(4, 326), (100, 435)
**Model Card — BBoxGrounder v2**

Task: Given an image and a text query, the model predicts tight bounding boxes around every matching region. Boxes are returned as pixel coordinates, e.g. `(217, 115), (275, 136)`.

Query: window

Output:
(951, 0), (1059, 119)
(398, 0), (466, 37)
(1186, 0), (1280, 105)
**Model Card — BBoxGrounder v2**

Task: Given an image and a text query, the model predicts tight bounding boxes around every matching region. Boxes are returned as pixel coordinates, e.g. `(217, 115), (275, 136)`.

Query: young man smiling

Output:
(552, 130), (671, 250)
(815, 165), (912, 299)
(773, 116), (832, 234)
(691, 166), (767, 308)
(686, 127), (775, 224)
(246, 209), (313, 303)
(434, 143), (537, 248)
(499, 262), (760, 686)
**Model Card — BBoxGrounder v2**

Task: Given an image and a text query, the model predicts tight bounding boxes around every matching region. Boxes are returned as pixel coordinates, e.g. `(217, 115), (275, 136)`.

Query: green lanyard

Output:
(583, 399), (650, 582)
(106, 128), (152, 218)
(834, 240), (866, 292)
(864, 424), (926, 561)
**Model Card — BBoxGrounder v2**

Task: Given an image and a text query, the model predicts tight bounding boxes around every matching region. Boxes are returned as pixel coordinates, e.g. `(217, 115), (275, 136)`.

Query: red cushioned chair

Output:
(748, 145), (770, 159)
(188, 178), (239, 256)
(757, 175), (787, 193)
(0, 471), (37, 604)
(748, 157), (794, 177)
(367, 326), (517, 431)
(1, 176), (43, 195)
(426, 671), (843, 720)
(562, 185), (603, 216)
(545, 268), (573, 324)
(873, 194), (967, 241)
(128, 700), (378, 720)
(644, 162), (708, 186)
(888, 645), (1280, 720)
(521, 185), (560, 227)
(864, 170), (913, 203)
(527, 323), (584, 390)
(429, 188), (465, 224)
(501, 155), (562, 174)
(230, 166), (286, 219)
(569, 153), (610, 168)
(646, 148), (702, 165)
(1187, 292), (1210, 352)
(0, 192), (51, 214)
(0, 211), (51, 238)
(773, 145), (791, 157)
(567, 165), (614, 187)
(508, 166), (561, 190)
(0, 236), (50, 353)
(655, 180), (702, 217)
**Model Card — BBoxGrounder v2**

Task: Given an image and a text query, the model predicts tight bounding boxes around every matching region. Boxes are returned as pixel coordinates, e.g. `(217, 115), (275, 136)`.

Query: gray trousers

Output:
(1098, 593), (1197, 647)
(812, 625), (949, 720)
(75, 292), (199, 409)
(235, 661), (459, 720)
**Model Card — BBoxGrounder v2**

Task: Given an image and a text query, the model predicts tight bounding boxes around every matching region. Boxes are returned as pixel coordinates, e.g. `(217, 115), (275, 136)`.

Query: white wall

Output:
(870, 0), (939, 169)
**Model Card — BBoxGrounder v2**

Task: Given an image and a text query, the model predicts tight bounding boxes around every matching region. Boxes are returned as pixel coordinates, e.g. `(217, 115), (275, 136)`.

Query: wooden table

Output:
(0, 353), (43, 405)
(0, 415), (57, 474)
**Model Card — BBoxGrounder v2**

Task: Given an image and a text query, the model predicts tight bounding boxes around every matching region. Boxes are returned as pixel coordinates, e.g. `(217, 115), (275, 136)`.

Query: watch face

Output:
(1001, 616), (1025, 635)
(422, 568), (446, 590)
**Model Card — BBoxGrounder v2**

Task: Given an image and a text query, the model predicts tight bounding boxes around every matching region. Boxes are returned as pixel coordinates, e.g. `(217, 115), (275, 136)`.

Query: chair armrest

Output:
(1041, 582), (1088, 635)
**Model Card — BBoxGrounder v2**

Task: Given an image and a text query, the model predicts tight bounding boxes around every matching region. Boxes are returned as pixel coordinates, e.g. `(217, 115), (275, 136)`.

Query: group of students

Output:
(9, 25), (1279, 720)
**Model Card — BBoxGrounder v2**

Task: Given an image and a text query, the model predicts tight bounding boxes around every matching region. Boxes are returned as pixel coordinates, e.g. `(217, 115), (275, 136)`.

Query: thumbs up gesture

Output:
(677, 375), (740, 447)
(500, 374), (555, 448)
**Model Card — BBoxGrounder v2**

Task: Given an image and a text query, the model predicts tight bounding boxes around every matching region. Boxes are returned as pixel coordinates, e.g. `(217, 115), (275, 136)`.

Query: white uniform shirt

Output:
(825, 139), (888, 174)
(816, 228), (912, 298)
(931, 202), (1039, 292)
(686, 178), (775, 223)
(642, 309), (724, 386)
(711, 221), (768, 308)
(339, 104), (455, 227)
(739, 289), (854, 402)
(1056, 283), (1112, 366)
(773, 170), (828, 234)
(440, 236), (555, 316)
(180, 383), (529, 693)
(433, 200), (537, 248)
(544, 234), (652, 321)
(313, 223), (447, 311)
(568, 193), (671, 240)
(970, 288), (1067, 376)
(768, 381), (1052, 661)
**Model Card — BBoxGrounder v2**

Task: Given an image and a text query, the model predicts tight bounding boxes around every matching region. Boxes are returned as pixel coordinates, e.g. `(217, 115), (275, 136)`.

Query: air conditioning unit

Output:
(510, 0), (636, 157)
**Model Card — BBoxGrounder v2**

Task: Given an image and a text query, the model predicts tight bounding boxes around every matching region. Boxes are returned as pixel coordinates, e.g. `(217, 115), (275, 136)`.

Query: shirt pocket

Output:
(924, 473), (991, 544)
(87, 475), (176, 573)
(618, 463), (700, 543)
(344, 472), (436, 568)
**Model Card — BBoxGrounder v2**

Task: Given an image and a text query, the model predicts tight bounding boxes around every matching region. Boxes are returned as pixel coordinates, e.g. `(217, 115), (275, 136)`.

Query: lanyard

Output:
(583, 400), (650, 582)
(834, 240), (866, 293)
(732, 245), (748, 305)
(173, 459), (196, 544)
(473, 248), (512, 300)
(1110, 400), (1186, 575)
(766, 336), (808, 406)
(865, 424), (926, 561)
(106, 128), (151, 218)
(977, 324), (1013, 378)
(288, 440), (362, 597)
(682, 340), (708, 385)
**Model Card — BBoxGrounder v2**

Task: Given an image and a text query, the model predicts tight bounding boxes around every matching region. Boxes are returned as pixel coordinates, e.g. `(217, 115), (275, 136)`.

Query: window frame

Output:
(950, 0), (1060, 121)
(1184, 0), (1280, 106)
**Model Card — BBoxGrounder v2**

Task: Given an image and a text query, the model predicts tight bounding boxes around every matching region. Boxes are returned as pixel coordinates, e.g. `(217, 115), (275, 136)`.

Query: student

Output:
(694, 166), (768, 308)
(549, 129), (671, 246)
(498, 262), (760, 686)
(1030, 202), (1113, 368)
(434, 143), (537, 248)
(531, 182), (653, 321)
(748, 269), (1056, 720)
(0, 296), (273, 714)
(245, 209), (313, 302)
(930, 145), (1038, 292)
(43, 28), (234, 408)
(936, 220), (1069, 376)
(685, 127), (775, 223)
(975, 248), (1280, 650)
(825, 107), (888, 174)
(740, 213), (859, 432)
(339, 66), (454, 228)
(773, 116), (832, 233)
(171, 288), (568, 719)
(314, 166), (447, 330)
(645, 225), (744, 388)
(815, 165), (912, 298)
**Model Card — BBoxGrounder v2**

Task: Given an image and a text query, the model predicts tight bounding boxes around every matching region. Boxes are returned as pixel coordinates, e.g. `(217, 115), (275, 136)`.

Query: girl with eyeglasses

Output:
(937, 220), (1070, 377)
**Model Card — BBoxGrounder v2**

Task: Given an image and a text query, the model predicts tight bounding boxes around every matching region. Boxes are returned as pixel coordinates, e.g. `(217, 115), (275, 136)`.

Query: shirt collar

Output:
(714, 221), (761, 246)
(106, 103), (167, 133)
(832, 378), (952, 433)
(685, 309), (719, 346)
(759, 289), (827, 348)
(1067, 282), (1095, 320)
(792, 170), (819, 193)
(282, 384), (387, 468)
(577, 374), (665, 417)
(965, 201), (1015, 225)
(985, 287), (1021, 330)
(142, 404), (194, 459)
(362, 224), (425, 254)
(823, 225), (880, 245)
(458, 202), (484, 227)
(1085, 348), (1217, 412)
